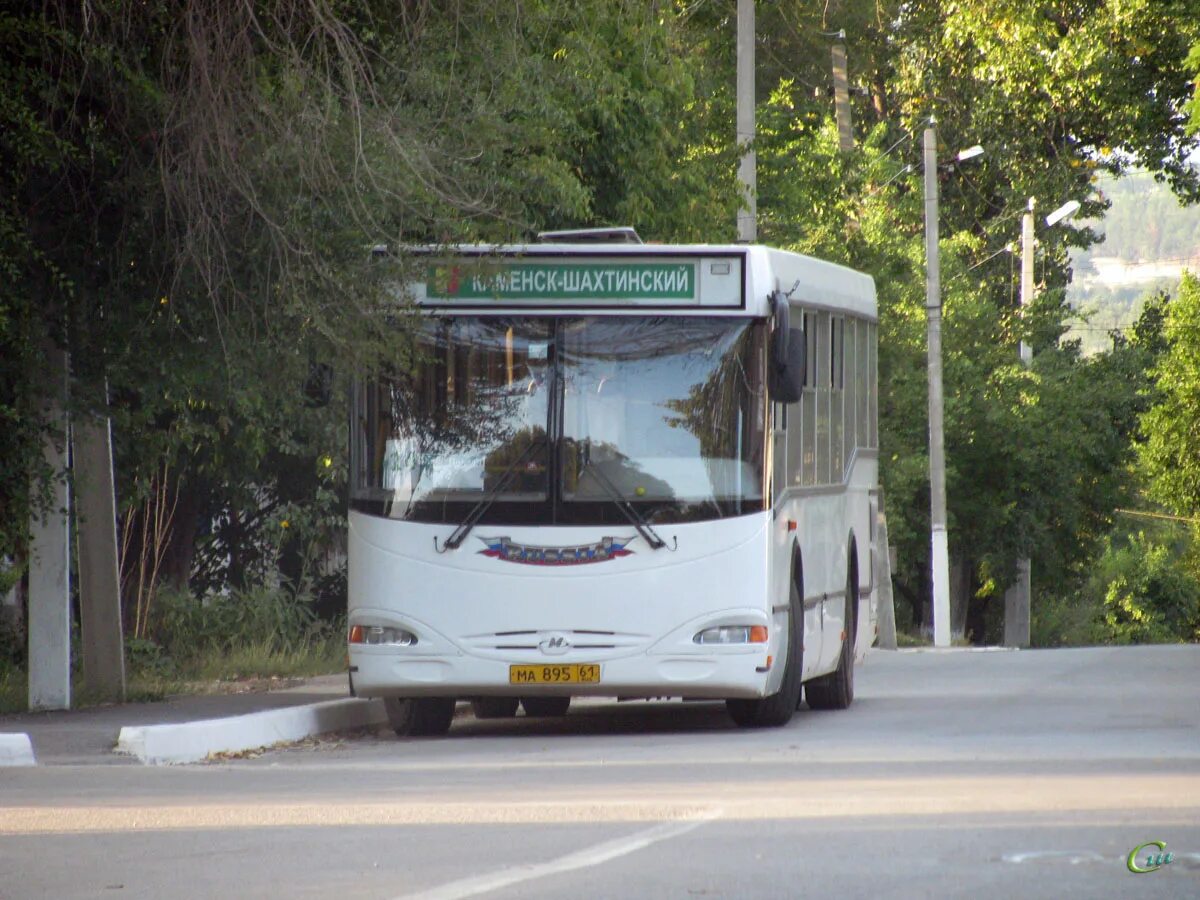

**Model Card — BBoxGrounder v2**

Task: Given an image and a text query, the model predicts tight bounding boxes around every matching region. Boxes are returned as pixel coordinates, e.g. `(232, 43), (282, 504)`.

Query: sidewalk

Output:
(0, 674), (383, 766)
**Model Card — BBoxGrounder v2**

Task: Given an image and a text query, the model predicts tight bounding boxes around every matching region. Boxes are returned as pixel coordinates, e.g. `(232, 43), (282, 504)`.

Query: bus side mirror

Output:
(773, 328), (805, 404)
(769, 291), (805, 404)
(304, 362), (333, 407)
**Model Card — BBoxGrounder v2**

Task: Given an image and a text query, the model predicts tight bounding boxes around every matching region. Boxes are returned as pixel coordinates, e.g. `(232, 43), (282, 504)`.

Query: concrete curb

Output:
(115, 697), (388, 765)
(0, 732), (36, 766)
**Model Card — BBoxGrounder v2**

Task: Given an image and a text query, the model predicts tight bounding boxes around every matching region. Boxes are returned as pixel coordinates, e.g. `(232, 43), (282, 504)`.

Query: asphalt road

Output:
(2, 645), (1198, 899)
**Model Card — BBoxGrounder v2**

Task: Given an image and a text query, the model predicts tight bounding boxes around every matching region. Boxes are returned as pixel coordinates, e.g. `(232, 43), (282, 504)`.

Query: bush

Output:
(1031, 592), (1104, 647)
(1082, 532), (1200, 645)
(150, 582), (335, 660)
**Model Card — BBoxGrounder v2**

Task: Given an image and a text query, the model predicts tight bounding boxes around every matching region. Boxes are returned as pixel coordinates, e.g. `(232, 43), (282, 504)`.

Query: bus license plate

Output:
(509, 664), (601, 685)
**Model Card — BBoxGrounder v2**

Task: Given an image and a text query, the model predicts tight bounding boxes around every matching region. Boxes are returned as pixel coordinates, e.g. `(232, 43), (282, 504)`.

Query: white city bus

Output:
(348, 230), (879, 735)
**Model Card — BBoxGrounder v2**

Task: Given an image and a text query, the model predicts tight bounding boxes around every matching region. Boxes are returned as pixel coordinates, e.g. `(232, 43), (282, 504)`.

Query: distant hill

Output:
(1067, 171), (1200, 353)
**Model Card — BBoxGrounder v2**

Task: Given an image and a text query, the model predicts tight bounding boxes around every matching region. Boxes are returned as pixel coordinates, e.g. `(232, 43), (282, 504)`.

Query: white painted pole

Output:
(28, 343), (71, 710)
(1007, 197), (1036, 648)
(736, 0), (756, 242)
(923, 122), (951, 648)
(1019, 198), (1035, 365)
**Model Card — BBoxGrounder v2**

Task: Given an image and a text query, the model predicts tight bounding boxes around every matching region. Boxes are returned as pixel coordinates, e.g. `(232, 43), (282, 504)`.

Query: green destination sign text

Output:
(426, 262), (696, 301)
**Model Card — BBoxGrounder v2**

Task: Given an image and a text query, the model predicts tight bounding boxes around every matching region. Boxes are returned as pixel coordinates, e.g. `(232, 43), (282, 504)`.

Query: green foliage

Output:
(1090, 532), (1200, 644)
(151, 584), (334, 660)
(1139, 273), (1200, 515)
(1034, 524), (1200, 647)
(1030, 591), (1103, 648)
(1186, 41), (1200, 135)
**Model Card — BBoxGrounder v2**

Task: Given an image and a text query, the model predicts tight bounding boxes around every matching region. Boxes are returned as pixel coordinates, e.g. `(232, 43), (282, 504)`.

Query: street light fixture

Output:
(1045, 200), (1081, 227)
(923, 118), (984, 648)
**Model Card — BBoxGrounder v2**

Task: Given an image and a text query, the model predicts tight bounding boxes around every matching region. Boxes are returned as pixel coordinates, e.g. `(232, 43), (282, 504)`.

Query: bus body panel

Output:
(348, 510), (779, 699)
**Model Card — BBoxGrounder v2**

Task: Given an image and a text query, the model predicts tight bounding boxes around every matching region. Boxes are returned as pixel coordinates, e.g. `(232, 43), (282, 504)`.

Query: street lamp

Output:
(1007, 195), (1079, 646)
(923, 118), (984, 648)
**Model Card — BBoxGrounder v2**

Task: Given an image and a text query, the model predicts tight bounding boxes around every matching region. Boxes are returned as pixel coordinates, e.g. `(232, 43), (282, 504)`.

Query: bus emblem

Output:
(477, 536), (635, 565)
(539, 634), (572, 655)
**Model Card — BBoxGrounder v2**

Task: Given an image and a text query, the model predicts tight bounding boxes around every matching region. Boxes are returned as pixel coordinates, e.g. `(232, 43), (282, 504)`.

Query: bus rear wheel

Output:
(471, 697), (520, 719)
(384, 697), (456, 737)
(726, 570), (803, 728)
(520, 696), (571, 717)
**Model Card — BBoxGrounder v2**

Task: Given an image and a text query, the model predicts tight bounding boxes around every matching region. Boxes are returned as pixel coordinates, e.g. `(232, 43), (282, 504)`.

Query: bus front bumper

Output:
(348, 646), (773, 701)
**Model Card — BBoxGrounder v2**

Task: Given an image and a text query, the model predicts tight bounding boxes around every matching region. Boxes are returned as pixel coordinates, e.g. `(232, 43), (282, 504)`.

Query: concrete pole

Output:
(1019, 199), (1035, 365)
(74, 404), (126, 702)
(923, 123), (951, 648)
(1006, 198), (1035, 648)
(736, 0), (756, 242)
(28, 343), (71, 710)
(874, 510), (898, 650)
(831, 43), (854, 153)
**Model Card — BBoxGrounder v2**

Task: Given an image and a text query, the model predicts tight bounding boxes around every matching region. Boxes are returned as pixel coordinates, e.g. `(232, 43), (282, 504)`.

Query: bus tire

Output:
(471, 697), (520, 719)
(520, 696), (571, 717)
(726, 562), (803, 728)
(806, 550), (857, 711)
(384, 697), (456, 737)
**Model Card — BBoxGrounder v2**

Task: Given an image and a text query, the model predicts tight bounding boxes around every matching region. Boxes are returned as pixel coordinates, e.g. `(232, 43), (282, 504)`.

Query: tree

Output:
(1139, 273), (1200, 516)
(1, 1), (740, 645)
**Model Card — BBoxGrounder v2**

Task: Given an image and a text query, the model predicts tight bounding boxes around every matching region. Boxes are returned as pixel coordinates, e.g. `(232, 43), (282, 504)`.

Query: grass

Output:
(0, 634), (346, 715)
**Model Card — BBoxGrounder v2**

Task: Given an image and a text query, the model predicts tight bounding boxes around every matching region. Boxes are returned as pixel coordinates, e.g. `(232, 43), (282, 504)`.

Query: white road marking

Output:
(1002, 851), (1107, 865)
(396, 809), (722, 900)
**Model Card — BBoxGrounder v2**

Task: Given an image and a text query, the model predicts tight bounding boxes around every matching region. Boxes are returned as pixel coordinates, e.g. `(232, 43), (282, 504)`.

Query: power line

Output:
(1115, 508), (1200, 525)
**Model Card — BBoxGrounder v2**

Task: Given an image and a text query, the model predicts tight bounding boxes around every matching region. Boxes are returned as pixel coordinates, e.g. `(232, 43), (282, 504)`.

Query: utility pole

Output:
(1019, 198), (1035, 365)
(28, 343), (71, 710)
(736, 0), (756, 242)
(923, 121), (951, 648)
(75, 397), (126, 702)
(831, 37), (854, 153)
(1005, 198), (1037, 647)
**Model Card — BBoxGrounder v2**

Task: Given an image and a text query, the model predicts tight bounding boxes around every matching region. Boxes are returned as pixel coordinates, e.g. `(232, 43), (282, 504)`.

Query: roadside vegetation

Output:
(2, 2), (1200, 709)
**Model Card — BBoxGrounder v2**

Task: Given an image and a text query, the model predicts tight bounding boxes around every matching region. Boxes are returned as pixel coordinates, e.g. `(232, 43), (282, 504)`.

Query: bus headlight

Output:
(693, 625), (768, 645)
(349, 624), (417, 646)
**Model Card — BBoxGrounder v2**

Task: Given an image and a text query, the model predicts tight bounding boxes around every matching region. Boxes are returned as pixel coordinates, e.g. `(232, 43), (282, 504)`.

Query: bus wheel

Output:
(726, 570), (803, 728)
(806, 554), (857, 711)
(471, 697), (520, 719)
(384, 697), (456, 737)
(520, 696), (571, 717)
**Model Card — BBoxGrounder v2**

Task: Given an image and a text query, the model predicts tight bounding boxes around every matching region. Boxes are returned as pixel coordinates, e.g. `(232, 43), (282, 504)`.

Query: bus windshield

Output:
(351, 315), (766, 525)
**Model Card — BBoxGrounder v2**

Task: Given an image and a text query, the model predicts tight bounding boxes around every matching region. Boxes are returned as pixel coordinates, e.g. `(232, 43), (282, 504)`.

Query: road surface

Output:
(2, 645), (1197, 899)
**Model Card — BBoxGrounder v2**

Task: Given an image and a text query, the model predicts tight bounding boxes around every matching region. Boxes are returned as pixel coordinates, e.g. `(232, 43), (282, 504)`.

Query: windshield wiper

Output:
(440, 439), (544, 551)
(577, 440), (668, 551)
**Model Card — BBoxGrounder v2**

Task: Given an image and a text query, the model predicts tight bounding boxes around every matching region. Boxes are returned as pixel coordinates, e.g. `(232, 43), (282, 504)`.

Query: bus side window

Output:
(802, 313), (818, 486)
(830, 316), (844, 484)
(815, 311), (831, 485)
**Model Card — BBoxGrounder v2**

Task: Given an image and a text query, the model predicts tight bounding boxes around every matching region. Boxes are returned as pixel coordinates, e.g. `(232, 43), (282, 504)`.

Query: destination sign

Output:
(426, 262), (696, 301)
(410, 254), (744, 308)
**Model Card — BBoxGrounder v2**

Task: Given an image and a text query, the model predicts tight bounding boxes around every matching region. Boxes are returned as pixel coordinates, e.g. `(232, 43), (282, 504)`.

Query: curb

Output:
(0, 732), (36, 766)
(116, 697), (388, 765)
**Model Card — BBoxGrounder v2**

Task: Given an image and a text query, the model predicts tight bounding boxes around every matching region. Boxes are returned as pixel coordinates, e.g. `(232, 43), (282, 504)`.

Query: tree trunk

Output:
(950, 555), (970, 641)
